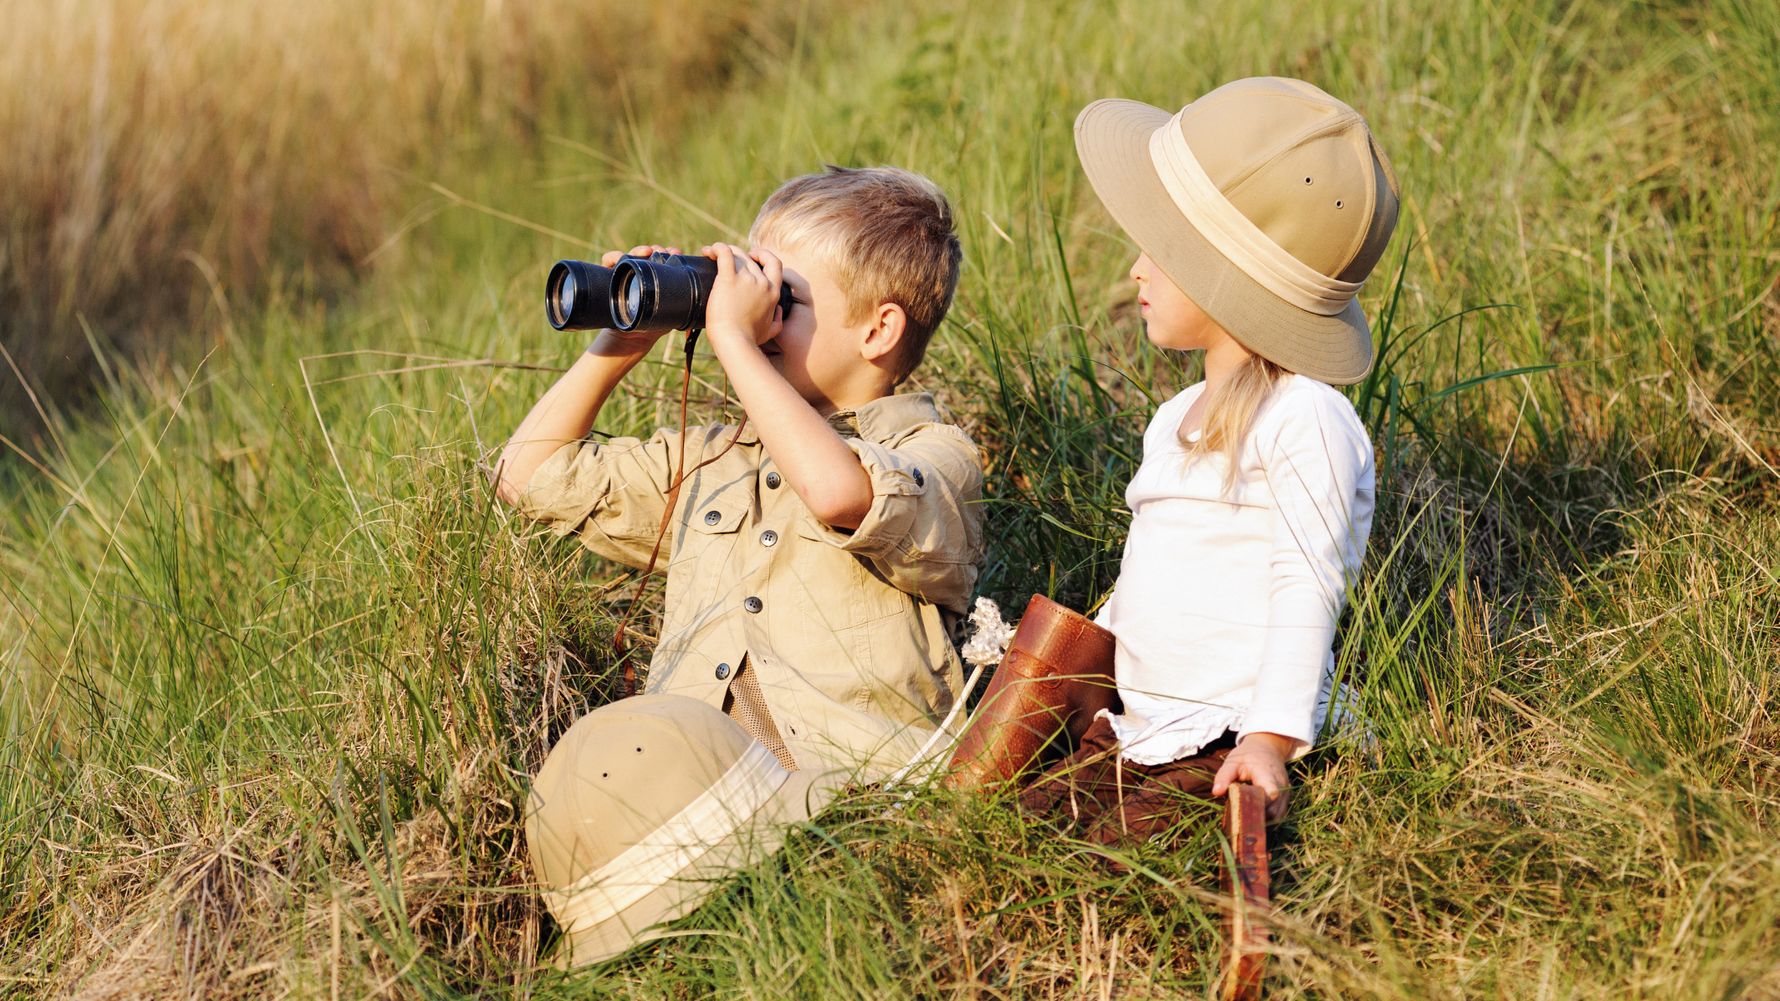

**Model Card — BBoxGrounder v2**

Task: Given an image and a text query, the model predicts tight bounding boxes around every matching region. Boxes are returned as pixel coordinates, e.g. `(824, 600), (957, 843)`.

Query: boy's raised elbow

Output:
(491, 456), (532, 509)
(804, 483), (873, 532)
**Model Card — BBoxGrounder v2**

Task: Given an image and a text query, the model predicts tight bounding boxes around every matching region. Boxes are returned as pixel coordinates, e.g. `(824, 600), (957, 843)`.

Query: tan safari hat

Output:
(526, 694), (842, 968)
(1074, 77), (1400, 384)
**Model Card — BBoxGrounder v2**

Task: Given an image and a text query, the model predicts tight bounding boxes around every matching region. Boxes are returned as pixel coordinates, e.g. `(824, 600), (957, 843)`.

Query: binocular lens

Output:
(559, 271), (578, 315)
(618, 272), (645, 328)
(545, 260), (617, 331)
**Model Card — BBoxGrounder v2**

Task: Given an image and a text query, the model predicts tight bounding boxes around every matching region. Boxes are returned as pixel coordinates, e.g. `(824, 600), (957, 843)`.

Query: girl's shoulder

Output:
(1265, 372), (1356, 413)
(1255, 374), (1373, 454)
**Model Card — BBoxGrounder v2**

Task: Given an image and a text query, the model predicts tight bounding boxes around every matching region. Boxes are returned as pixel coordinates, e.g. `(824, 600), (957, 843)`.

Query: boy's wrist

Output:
(704, 321), (764, 355)
(586, 328), (661, 358)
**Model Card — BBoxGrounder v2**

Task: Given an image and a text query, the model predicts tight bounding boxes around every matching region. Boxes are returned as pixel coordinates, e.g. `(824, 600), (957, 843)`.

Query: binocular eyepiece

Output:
(545, 252), (795, 333)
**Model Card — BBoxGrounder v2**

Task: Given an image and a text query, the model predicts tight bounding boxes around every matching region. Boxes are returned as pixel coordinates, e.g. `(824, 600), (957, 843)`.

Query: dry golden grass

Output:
(0, 0), (811, 431)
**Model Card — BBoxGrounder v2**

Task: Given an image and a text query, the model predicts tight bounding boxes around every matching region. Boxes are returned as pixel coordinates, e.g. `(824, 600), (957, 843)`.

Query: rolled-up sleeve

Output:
(515, 427), (684, 570)
(804, 424), (984, 614)
(1241, 402), (1375, 748)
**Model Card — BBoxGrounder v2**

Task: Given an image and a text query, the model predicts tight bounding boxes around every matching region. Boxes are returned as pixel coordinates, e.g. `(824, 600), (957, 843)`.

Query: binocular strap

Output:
(613, 330), (750, 695)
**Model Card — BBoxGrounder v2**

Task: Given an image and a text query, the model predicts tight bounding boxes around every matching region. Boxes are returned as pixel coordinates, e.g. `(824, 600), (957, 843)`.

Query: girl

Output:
(1019, 77), (1398, 844)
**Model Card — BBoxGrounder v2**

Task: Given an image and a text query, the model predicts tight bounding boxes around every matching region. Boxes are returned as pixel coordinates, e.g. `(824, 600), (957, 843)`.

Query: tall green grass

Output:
(3, 0), (1778, 996)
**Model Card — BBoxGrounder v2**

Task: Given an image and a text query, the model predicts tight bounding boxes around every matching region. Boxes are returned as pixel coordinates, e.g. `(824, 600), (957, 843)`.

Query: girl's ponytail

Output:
(1180, 353), (1285, 492)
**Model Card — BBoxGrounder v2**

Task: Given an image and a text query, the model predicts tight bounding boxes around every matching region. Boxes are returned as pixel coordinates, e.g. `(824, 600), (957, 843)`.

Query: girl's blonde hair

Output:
(1182, 352), (1286, 491)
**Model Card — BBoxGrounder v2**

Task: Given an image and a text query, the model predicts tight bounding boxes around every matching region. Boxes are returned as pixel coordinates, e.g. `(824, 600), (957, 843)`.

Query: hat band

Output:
(545, 741), (788, 932)
(1147, 110), (1363, 316)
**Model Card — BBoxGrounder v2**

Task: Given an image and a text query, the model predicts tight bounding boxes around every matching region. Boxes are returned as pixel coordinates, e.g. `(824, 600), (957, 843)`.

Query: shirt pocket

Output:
(795, 518), (917, 628)
(685, 495), (749, 536)
(670, 477), (755, 610)
(680, 473), (755, 538)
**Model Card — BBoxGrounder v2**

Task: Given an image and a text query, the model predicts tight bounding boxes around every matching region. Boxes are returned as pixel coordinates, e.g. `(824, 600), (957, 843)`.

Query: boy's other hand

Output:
(701, 243), (785, 352)
(1213, 732), (1295, 822)
(588, 245), (680, 355)
(596, 244), (681, 269)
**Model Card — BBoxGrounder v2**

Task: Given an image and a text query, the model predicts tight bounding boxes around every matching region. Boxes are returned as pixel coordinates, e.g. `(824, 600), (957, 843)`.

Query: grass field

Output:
(3, 0), (1778, 997)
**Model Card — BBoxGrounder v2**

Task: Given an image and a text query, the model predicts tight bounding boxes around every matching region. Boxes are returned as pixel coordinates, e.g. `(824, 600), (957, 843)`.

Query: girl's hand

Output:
(1212, 732), (1297, 823)
(701, 243), (785, 351)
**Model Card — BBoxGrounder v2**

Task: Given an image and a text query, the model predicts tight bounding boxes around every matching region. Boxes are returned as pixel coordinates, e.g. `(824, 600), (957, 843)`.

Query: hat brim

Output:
(555, 766), (842, 969)
(1073, 99), (1375, 385)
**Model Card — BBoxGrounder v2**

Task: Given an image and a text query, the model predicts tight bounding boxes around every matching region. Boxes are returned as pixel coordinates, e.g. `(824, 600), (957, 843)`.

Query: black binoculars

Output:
(545, 252), (795, 333)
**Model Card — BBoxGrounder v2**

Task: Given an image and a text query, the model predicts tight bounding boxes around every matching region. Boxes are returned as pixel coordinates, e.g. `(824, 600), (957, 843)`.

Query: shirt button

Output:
(765, 472), (781, 489)
(715, 662), (731, 680)
(760, 530), (778, 548)
(743, 596), (763, 614)
(703, 510), (721, 526)
(912, 467), (925, 487)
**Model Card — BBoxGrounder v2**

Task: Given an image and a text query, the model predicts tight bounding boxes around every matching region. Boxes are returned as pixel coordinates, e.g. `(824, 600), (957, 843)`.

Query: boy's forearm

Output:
(712, 340), (872, 529)
(494, 338), (649, 505)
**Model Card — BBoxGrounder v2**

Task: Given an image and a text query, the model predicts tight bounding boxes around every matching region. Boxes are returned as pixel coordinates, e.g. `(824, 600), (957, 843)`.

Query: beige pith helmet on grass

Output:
(526, 694), (842, 968)
(1074, 76), (1400, 384)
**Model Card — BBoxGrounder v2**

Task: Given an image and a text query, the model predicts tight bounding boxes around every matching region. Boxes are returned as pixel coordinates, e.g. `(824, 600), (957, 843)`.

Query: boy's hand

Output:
(701, 243), (785, 352)
(496, 241), (679, 506)
(1212, 732), (1296, 822)
(588, 245), (681, 355)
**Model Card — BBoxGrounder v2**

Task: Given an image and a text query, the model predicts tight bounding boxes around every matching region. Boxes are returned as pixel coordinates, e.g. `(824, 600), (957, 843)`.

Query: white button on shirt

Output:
(1096, 374), (1375, 765)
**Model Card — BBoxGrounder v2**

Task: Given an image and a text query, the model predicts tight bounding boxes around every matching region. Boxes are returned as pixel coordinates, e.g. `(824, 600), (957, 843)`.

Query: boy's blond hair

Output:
(749, 165), (962, 384)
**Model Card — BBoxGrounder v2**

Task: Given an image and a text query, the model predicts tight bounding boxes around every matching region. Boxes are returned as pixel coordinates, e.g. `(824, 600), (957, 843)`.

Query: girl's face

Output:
(1129, 251), (1225, 352)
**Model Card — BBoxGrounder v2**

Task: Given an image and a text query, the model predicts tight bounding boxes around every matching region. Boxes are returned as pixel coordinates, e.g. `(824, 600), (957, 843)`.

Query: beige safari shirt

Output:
(518, 392), (984, 779)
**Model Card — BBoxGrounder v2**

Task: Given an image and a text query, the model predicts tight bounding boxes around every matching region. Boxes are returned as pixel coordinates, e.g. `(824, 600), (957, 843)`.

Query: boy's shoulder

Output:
(849, 392), (978, 451)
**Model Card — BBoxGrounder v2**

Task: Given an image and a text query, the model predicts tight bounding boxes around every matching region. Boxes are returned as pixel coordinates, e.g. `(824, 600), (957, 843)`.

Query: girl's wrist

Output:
(1238, 731), (1299, 756)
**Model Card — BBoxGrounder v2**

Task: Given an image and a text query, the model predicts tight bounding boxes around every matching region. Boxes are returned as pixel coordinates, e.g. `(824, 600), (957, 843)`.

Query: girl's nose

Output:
(1129, 252), (1150, 283)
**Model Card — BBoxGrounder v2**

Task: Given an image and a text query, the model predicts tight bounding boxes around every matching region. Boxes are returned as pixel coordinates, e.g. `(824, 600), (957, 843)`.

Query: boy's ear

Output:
(859, 301), (907, 365)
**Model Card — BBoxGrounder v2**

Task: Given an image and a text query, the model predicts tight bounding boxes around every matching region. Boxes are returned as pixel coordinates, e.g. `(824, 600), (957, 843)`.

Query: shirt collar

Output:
(824, 393), (941, 443)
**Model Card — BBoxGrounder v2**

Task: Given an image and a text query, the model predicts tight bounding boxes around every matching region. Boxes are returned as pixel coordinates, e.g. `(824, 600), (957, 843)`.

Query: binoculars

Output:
(545, 252), (795, 333)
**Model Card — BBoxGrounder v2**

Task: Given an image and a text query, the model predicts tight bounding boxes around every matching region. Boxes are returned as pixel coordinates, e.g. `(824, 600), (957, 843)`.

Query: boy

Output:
(495, 166), (982, 781)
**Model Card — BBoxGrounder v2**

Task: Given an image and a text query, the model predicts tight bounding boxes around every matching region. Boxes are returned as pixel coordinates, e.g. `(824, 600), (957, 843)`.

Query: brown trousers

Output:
(1018, 713), (1236, 847)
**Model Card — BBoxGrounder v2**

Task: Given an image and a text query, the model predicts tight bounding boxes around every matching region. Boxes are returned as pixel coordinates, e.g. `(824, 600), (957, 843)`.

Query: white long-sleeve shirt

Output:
(1096, 374), (1375, 765)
